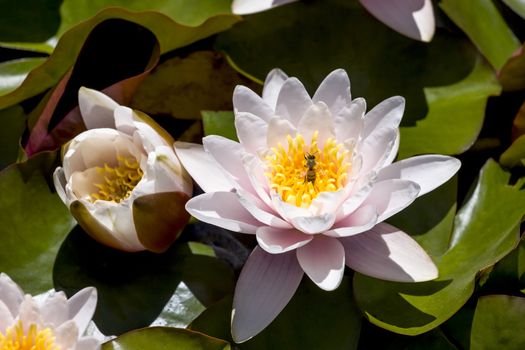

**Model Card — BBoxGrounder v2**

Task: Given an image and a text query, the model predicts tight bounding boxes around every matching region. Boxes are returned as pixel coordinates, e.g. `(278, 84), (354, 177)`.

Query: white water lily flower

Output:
(175, 68), (460, 342)
(232, 0), (435, 42)
(0, 273), (99, 350)
(53, 88), (192, 253)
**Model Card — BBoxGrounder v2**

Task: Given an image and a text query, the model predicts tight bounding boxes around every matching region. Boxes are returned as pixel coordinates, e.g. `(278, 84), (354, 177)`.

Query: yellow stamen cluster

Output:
(0, 321), (59, 350)
(90, 156), (143, 203)
(265, 131), (351, 208)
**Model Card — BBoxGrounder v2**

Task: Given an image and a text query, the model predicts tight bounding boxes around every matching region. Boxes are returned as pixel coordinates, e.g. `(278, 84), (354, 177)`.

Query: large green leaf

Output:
(0, 105), (26, 169)
(353, 160), (525, 335)
(215, 0), (500, 158)
(191, 278), (362, 350)
(102, 327), (230, 350)
(53, 228), (234, 335)
(202, 111), (238, 141)
(0, 7), (239, 109)
(470, 295), (525, 349)
(440, 0), (520, 70)
(131, 51), (259, 120)
(0, 151), (76, 294)
(500, 134), (525, 168)
(0, 58), (47, 95)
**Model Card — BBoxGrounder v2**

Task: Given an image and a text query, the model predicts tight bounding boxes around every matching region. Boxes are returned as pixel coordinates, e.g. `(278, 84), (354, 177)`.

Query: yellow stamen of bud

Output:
(90, 156), (143, 203)
(0, 321), (59, 350)
(265, 131), (351, 208)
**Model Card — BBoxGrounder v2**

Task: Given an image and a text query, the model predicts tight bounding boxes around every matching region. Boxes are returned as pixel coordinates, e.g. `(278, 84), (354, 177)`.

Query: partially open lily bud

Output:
(53, 87), (192, 253)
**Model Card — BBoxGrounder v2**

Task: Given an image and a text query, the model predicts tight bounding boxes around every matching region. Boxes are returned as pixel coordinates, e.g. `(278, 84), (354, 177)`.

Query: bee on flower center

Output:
(304, 152), (317, 184)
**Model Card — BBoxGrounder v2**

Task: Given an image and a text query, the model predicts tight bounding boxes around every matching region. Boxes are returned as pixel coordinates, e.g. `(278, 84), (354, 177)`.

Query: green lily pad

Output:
(470, 295), (525, 350)
(440, 0), (520, 70)
(0, 105), (27, 169)
(202, 111), (238, 141)
(215, 0), (500, 158)
(191, 277), (362, 349)
(53, 228), (235, 335)
(0, 58), (47, 96)
(0, 151), (76, 294)
(131, 51), (259, 120)
(0, 7), (240, 109)
(353, 160), (525, 335)
(102, 327), (230, 350)
(500, 134), (525, 168)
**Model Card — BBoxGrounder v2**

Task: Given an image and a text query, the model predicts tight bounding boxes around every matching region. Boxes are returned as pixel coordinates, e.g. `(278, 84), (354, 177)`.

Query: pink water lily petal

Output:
(362, 96), (405, 139)
(232, 0), (298, 15)
(362, 179), (420, 222)
(262, 68), (288, 110)
(338, 178), (374, 218)
(296, 236), (345, 291)
(54, 320), (78, 349)
(334, 98), (365, 143)
(312, 69), (352, 116)
(290, 213), (337, 234)
(67, 287), (98, 335)
(236, 188), (292, 229)
(242, 154), (272, 206)
(186, 192), (261, 234)
(297, 101), (335, 148)
(266, 116), (297, 150)
(341, 222), (438, 282)
(174, 142), (234, 193)
(275, 78), (312, 126)
(257, 226), (313, 253)
(78, 87), (118, 129)
(360, 0), (435, 42)
(203, 136), (253, 192)
(0, 301), (14, 333)
(235, 112), (268, 155)
(233, 85), (274, 122)
(0, 274), (23, 318)
(377, 155), (461, 196)
(358, 127), (398, 174)
(74, 337), (100, 350)
(232, 247), (303, 343)
(384, 129), (400, 166)
(308, 189), (347, 216)
(41, 292), (69, 328)
(325, 204), (378, 237)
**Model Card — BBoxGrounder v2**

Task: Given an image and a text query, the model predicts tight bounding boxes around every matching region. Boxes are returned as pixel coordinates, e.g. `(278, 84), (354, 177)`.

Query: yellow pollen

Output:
(0, 321), (60, 350)
(265, 131), (351, 208)
(90, 156), (143, 203)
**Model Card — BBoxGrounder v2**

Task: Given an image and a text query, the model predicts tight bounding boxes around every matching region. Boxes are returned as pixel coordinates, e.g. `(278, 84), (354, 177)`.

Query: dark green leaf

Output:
(0, 105), (26, 169)
(191, 278), (361, 350)
(54, 229), (234, 335)
(202, 111), (238, 141)
(0, 151), (75, 294)
(102, 327), (230, 350)
(0, 58), (46, 95)
(470, 295), (525, 350)
(353, 160), (525, 335)
(440, 0), (520, 69)
(502, 0), (525, 19)
(131, 51), (258, 120)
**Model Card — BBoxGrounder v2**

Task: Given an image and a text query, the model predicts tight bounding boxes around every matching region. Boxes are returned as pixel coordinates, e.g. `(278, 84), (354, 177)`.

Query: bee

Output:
(304, 152), (317, 184)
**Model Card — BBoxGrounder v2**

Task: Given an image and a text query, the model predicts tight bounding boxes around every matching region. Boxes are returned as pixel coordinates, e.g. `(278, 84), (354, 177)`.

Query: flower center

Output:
(265, 131), (351, 208)
(90, 156), (143, 203)
(0, 321), (59, 350)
